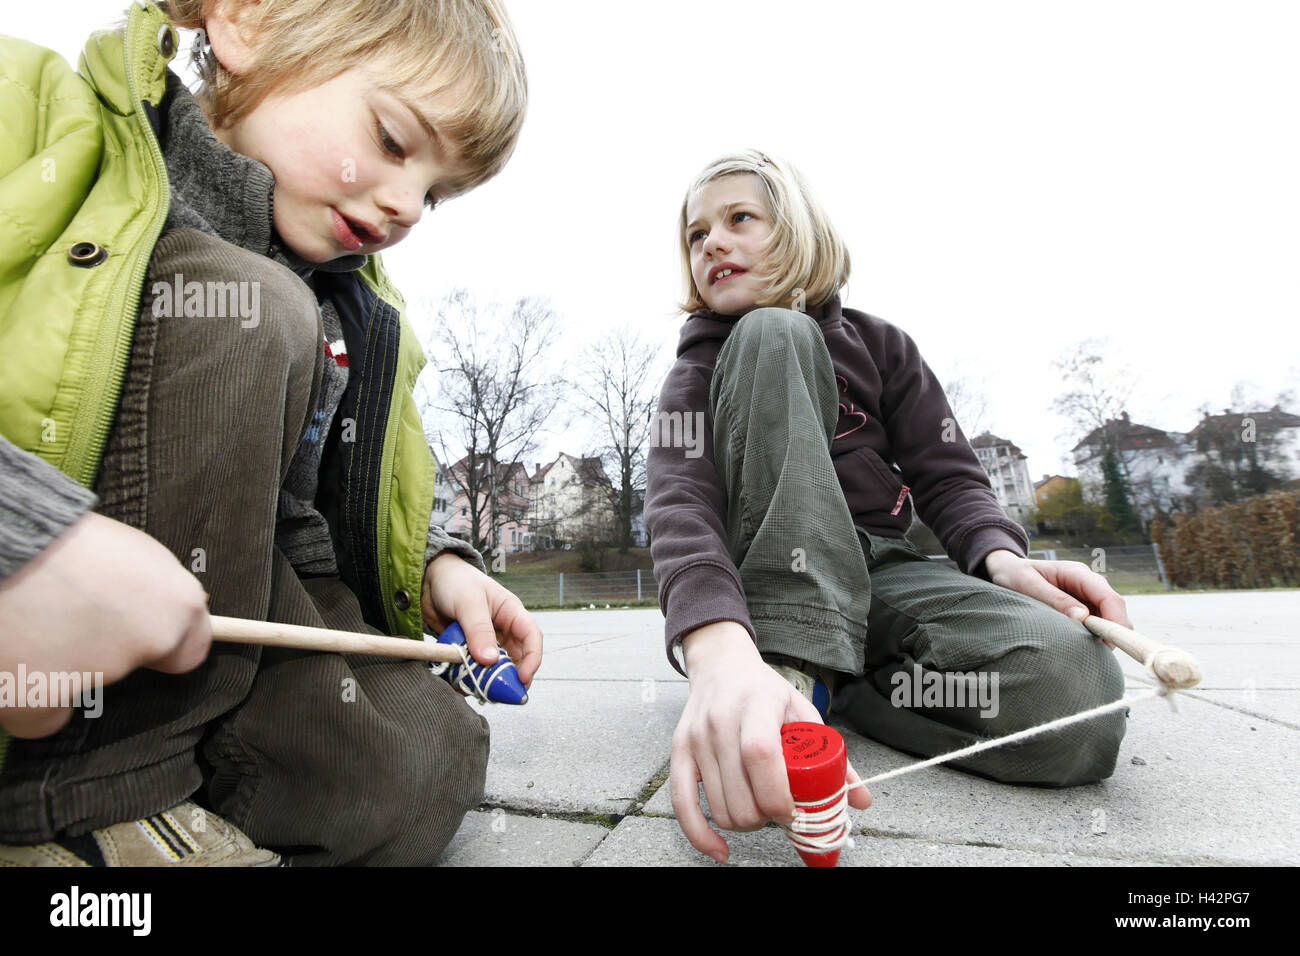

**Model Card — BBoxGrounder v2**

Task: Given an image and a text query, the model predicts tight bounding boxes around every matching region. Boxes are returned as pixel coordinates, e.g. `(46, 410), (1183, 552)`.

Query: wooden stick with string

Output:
(209, 615), (463, 663)
(1080, 613), (1202, 690)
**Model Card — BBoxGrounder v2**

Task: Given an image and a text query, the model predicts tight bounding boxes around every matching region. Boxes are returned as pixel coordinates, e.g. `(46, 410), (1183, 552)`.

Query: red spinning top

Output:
(781, 722), (848, 867)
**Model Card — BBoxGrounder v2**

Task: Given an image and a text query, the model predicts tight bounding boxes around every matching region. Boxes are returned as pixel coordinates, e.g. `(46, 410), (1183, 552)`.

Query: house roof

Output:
(971, 432), (1025, 458)
(1071, 413), (1178, 454)
(448, 454), (530, 485)
(529, 453), (611, 488)
(1186, 406), (1300, 440)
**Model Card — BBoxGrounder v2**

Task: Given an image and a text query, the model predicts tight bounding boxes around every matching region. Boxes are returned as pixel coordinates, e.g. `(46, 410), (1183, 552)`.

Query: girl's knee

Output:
(980, 634), (1127, 785)
(732, 306), (819, 344)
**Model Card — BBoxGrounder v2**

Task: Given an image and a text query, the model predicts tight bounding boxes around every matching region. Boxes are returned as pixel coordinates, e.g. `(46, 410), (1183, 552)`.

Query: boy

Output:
(0, 0), (540, 865)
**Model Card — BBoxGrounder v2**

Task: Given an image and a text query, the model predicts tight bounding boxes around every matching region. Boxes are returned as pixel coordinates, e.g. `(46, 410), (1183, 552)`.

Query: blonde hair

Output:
(165, 0), (527, 192)
(677, 149), (850, 314)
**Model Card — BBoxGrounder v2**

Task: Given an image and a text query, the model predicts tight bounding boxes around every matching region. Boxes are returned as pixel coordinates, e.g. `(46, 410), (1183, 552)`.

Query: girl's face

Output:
(685, 174), (774, 315)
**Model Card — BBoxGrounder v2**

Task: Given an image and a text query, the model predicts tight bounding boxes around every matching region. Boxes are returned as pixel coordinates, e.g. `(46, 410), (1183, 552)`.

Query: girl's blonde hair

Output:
(165, 0), (527, 193)
(677, 149), (850, 314)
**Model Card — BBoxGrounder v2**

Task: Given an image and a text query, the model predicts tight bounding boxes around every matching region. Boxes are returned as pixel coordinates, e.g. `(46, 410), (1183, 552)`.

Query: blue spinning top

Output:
(432, 622), (528, 705)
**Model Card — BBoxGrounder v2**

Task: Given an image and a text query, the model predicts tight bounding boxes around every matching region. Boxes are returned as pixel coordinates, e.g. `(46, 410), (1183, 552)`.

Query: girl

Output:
(645, 149), (1129, 865)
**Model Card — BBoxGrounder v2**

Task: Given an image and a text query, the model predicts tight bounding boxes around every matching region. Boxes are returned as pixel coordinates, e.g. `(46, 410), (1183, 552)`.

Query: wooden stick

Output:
(1081, 614), (1203, 690)
(210, 615), (463, 663)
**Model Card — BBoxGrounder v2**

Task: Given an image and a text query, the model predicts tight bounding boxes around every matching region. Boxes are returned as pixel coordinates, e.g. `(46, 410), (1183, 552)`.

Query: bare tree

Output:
(941, 375), (990, 439)
(1051, 338), (1136, 446)
(572, 328), (662, 553)
(420, 289), (565, 557)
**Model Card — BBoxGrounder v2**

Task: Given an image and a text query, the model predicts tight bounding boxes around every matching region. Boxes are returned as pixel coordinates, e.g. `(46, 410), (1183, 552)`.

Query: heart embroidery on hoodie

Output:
(834, 375), (867, 440)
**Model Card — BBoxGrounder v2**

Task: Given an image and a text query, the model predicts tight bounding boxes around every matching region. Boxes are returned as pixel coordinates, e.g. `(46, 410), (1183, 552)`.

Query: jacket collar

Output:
(77, 1), (173, 118)
(84, 1), (364, 280)
(677, 293), (845, 355)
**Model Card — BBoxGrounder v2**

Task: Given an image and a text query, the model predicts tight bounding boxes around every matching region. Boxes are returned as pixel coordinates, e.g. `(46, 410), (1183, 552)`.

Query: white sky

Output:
(13, 1), (1299, 478)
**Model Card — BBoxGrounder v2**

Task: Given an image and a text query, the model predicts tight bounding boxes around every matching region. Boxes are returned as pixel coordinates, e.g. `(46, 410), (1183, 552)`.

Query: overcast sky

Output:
(14, 1), (1299, 478)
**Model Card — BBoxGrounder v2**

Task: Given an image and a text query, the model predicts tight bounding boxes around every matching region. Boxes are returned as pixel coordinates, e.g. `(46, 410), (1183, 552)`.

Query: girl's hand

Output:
(983, 549), (1132, 630)
(421, 552), (542, 687)
(669, 620), (872, 864)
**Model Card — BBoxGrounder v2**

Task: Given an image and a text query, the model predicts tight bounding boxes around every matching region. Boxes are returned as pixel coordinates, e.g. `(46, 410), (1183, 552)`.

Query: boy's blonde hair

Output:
(165, 0), (527, 193)
(677, 148), (850, 314)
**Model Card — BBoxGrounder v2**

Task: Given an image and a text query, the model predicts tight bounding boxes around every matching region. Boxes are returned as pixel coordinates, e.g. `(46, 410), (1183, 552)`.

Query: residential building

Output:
(1034, 474), (1072, 506)
(970, 432), (1036, 527)
(444, 455), (532, 553)
(530, 453), (616, 547)
(1070, 412), (1193, 525)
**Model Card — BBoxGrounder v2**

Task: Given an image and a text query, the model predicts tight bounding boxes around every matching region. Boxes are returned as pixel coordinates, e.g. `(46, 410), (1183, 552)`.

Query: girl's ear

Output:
(203, 0), (262, 77)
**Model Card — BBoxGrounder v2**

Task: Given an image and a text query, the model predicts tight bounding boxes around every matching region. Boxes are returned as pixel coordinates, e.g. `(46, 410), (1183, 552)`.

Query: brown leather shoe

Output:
(0, 801), (280, 866)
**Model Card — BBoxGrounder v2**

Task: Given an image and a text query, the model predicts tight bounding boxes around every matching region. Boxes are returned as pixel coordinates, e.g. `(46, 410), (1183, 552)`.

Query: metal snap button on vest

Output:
(156, 24), (177, 59)
(67, 241), (107, 267)
(394, 589), (411, 610)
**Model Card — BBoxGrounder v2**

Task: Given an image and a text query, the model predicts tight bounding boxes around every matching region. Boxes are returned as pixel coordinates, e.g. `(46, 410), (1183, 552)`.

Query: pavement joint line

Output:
(544, 631), (657, 652)
(627, 759), (672, 815)
(842, 826), (1260, 866)
(1172, 691), (1300, 731)
(529, 677), (688, 683)
(1110, 675), (1300, 730)
(473, 801), (627, 830)
(598, 816), (1261, 866)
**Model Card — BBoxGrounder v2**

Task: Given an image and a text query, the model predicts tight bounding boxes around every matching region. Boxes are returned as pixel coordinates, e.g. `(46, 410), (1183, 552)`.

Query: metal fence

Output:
(925, 544), (1170, 591)
(493, 544), (1170, 607)
(493, 569), (659, 608)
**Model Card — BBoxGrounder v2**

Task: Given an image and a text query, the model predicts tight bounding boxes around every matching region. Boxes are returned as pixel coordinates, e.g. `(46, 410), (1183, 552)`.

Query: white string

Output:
(429, 644), (508, 703)
(786, 788), (853, 855)
(783, 686), (1171, 857)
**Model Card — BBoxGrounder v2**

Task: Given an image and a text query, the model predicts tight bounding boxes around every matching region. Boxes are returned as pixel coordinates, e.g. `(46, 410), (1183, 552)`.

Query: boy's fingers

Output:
(149, 609), (213, 675)
(489, 589), (543, 685)
(669, 746), (729, 863)
(455, 600), (500, 667)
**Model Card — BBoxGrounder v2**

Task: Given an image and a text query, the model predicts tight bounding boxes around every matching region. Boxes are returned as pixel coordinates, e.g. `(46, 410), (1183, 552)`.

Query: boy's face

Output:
(212, 64), (473, 263)
(684, 174), (774, 315)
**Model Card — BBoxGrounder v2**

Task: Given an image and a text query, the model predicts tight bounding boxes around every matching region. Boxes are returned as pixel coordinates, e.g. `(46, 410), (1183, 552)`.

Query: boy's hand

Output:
(0, 511), (212, 739)
(983, 549), (1132, 638)
(669, 620), (871, 864)
(421, 552), (542, 687)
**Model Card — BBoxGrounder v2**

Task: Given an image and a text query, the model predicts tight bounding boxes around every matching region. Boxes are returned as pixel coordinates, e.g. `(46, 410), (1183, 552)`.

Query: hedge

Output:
(1152, 490), (1299, 589)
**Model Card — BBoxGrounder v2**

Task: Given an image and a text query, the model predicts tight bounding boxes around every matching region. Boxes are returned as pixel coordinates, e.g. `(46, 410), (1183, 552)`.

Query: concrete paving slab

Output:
(642, 693), (1296, 864)
(1115, 643), (1300, 690)
(584, 816), (1151, 867)
(526, 608), (681, 681)
(831, 693), (1296, 865)
(472, 592), (1298, 866)
(1125, 592), (1298, 644)
(437, 811), (609, 867)
(1181, 689), (1300, 728)
(471, 680), (686, 815)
